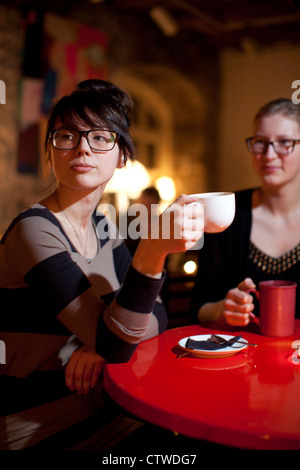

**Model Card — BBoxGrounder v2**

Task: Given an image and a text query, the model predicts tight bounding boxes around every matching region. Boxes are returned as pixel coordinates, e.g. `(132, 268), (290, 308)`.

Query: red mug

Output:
(247, 280), (297, 337)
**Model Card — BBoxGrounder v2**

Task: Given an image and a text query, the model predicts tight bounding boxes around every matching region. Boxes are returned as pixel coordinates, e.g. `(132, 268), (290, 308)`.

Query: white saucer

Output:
(178, 334), (248, 358)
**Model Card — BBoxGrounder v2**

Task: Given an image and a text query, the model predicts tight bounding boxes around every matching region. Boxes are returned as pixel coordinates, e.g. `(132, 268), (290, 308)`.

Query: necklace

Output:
(55, 194), (92, 263)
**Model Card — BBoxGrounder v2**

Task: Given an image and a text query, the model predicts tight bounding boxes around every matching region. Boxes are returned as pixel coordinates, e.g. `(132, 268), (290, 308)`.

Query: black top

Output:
(191, 188), (300, 319)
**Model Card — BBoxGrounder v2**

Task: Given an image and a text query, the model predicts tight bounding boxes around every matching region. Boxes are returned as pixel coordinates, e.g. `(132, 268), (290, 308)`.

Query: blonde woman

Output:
(192, 98), (300, 327)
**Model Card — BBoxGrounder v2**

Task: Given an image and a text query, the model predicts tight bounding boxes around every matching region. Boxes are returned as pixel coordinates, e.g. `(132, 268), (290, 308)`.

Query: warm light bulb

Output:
(105, 160), (151, 199)
(155, 176), (176, 201)
(183, 260), (197, 274)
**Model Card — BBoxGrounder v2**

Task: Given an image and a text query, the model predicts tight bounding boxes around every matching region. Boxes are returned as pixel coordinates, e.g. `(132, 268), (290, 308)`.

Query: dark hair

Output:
(141, 186), (160, 203)
(45, 79), (135, 161)
(254, 98), (300, 129)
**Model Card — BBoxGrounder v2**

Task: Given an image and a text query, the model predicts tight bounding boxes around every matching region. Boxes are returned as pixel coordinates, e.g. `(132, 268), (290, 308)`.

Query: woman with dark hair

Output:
(192, 98), (300, 326)
(0, 79), (203, 449)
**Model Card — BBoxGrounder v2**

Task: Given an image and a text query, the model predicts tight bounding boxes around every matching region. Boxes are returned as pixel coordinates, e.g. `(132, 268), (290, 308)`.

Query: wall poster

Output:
(18, 11), (108, 173)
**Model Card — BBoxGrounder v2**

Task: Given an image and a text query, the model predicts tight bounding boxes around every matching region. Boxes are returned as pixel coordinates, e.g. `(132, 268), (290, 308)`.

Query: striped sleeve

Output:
(96, 266), (166, 362)
(1, 208), (168, 366)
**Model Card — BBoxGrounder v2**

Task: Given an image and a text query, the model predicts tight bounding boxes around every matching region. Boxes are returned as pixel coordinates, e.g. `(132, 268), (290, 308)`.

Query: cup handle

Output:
(246, 288), (259, 301)
(245, 288), (260, 325)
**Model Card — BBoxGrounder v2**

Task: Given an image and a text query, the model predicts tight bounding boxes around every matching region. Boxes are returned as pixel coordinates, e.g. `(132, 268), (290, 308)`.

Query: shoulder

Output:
(235, 188), (256, 210)
(225, 188), (255, 239)
(1, 205), (62, 242)
(0, 205), (72, 275)
(1, 205), (70, 259)
(1, 205), (60, 242)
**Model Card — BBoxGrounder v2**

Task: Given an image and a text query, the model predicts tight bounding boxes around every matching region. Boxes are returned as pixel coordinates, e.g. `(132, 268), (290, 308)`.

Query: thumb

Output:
(244, 277), (256, 289)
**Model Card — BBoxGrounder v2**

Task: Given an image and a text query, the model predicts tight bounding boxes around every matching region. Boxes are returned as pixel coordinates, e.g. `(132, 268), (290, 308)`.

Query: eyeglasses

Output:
(245, 137), (300, 156)
(50, 128), (118, 152)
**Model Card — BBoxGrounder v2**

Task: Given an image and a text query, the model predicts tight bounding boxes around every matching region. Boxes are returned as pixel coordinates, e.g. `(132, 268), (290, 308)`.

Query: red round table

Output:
(103, 322), (300, 450)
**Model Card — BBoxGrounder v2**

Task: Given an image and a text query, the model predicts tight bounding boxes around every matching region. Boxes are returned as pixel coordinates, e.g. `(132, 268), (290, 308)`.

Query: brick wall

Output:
(0, 5), (219, 234)
(0, 6), (46, 234)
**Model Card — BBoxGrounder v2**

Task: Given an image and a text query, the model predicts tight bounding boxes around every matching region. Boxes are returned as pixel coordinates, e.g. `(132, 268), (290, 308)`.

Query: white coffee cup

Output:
(190, 192), (235, 233)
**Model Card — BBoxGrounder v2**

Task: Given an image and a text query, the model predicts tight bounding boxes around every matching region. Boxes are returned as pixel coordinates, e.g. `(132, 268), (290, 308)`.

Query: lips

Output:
(71, 162), (94, 172)
(262, 165), (281, 173)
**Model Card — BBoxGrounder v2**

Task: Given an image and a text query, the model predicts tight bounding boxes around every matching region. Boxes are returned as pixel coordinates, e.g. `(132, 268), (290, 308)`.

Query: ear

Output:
(47, 147), (54, 167)
(117, 154), (125, 169)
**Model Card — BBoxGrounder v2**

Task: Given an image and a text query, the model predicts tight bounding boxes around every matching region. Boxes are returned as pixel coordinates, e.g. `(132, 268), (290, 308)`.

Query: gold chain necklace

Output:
(55, 194), (91, 263)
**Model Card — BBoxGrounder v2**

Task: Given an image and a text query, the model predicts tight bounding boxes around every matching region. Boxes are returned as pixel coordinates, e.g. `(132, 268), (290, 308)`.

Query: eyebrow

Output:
(254, 134), (295, 139)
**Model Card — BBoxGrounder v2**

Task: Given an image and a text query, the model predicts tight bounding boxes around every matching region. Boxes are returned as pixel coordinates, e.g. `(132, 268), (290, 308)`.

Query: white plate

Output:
(178, 334), (248, 358)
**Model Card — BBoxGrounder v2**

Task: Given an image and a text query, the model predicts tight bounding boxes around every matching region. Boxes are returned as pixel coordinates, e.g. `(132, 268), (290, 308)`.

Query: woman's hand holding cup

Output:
(132, 194), (204, 278)
(223, 277), (256, 326)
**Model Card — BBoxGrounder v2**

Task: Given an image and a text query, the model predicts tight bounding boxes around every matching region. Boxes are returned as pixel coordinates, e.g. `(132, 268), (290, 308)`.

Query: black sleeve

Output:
(190, 189), (254, 320)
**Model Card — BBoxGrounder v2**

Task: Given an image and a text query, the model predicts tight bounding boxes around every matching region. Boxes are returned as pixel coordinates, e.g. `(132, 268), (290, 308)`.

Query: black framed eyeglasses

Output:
(50, 128), (118, 152)
(245, 137), (300, 156)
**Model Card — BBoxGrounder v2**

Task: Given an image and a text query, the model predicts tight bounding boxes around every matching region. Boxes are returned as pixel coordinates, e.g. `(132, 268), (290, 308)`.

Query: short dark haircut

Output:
(45, 79), (135, 161)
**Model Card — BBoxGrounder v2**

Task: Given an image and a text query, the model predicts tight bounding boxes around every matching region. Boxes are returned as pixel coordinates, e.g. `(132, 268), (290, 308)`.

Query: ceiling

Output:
(2, 0), (300, 49)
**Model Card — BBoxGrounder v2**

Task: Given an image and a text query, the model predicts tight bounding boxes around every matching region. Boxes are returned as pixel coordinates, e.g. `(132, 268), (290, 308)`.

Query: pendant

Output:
(87, 258), (91, 264)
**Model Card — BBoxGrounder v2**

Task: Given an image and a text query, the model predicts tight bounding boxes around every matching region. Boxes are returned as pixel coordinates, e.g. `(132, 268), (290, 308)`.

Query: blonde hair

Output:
(254, 98), (300, 130)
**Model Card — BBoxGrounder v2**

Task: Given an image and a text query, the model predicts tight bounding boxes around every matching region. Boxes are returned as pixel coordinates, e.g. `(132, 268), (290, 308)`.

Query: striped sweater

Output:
(0, 204), (167, 448)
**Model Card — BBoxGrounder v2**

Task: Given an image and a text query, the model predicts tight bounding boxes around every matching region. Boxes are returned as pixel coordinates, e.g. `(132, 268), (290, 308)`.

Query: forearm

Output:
(197, 300), (225, 324)
(130, 195), (203, 278)
(131, 238), (167, 278)
(96, 265), (166, 362)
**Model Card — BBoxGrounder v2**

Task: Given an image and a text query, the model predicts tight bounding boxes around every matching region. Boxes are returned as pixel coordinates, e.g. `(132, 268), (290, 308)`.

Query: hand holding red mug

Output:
(246, 280), (297, 337)
(223, 277), (257, 326)
(224, 278), (297, 336)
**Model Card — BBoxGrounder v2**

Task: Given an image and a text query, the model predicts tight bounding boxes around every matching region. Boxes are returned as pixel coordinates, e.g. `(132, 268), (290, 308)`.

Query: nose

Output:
(76, 135), (91, 154)
(264, 142), (277, 159)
